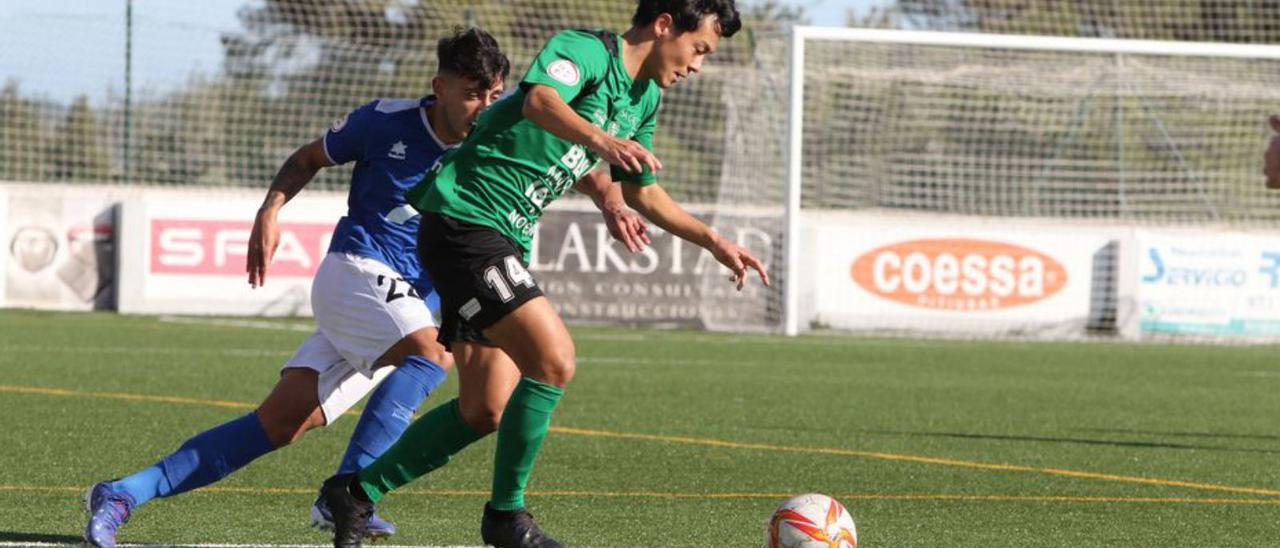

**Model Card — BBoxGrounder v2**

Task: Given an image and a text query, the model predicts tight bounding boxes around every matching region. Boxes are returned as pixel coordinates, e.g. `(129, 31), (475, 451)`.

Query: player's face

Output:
(647, 14), (722, 89)
(435, 74), (504, 139)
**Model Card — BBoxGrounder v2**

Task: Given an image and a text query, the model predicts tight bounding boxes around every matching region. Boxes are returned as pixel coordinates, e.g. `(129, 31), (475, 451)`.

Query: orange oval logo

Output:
(850, 239), (1067, 311)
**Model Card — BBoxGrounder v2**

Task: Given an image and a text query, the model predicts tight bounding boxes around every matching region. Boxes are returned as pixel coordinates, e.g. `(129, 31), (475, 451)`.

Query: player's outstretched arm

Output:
(523, 84), (662, 175)
(573, 168), (651, 252)
(622, 182), (769, 290)
(248, 139), (333, 287)
(1266, 115), (1280, 189)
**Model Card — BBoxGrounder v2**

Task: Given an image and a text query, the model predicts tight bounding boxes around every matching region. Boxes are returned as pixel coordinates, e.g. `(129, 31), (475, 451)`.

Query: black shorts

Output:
(417, 211), (544, 349)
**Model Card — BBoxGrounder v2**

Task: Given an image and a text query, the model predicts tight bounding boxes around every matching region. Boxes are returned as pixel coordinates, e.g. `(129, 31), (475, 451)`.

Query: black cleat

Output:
(320, 474), (374, 548)
(480, 503), (563, 548)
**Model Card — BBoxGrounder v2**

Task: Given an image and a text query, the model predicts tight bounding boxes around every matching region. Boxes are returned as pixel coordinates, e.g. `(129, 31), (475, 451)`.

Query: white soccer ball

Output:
(763, 493), (858, 548)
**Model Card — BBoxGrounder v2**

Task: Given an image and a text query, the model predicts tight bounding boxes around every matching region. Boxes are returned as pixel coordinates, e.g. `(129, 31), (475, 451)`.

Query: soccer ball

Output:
(763, 493), (858, 548)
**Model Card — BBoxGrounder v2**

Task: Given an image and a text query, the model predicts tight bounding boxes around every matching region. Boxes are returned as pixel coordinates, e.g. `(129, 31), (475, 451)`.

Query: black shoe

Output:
(320, 474), (374, 548)
(480, 503), (563, 548)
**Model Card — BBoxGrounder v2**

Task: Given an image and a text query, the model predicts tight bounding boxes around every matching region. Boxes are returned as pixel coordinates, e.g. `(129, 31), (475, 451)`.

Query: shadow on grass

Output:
(0, 531), (84, 543)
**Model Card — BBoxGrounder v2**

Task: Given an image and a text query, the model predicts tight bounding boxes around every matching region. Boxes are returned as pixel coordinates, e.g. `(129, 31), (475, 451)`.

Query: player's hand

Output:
(247, 207), (280, 288)
(1266, 115), (1280, 189)
(709, 237), (770, 291)
(590, 134), (662, 175)
(601, 203), (650, 253)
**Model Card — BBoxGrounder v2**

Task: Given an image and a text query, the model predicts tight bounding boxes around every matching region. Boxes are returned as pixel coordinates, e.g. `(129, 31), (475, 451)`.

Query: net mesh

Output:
(7, 1), (1280, 335)
(797, 39), (1280, 224)
(875, 0), (1280, 45)
(0, 1), (768, 205)
(0, 0), (789, 331)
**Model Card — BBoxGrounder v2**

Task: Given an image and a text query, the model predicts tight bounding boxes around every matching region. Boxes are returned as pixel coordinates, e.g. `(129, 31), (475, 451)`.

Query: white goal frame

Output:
(781, 26), (1280, 336)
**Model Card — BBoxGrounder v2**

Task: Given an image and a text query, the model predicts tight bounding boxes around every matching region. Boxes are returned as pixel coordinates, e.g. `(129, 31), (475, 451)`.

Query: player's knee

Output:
(459, 403), (502, 434)
(536, 345), (576, 388)
(416, 342), (452, 371)
(257, 406), (325, 448)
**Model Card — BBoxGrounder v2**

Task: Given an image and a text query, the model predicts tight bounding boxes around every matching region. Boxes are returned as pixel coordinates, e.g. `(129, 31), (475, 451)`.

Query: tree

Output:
(47, 95), (109, 181)
(0, 80), (48, 181)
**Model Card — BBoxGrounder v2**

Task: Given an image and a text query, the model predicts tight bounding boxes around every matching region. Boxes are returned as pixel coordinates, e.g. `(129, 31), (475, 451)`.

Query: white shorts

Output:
(281, 252), (437, 423)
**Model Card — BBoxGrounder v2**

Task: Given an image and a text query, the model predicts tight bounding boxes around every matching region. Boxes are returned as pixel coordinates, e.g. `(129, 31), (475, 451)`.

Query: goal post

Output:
(781, 26), (1280, 338)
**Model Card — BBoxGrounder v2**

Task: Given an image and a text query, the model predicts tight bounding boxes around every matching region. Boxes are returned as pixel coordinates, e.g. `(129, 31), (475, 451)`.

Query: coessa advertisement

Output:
(850, 238), (1068, 311)
(810, 216), (1116, 336)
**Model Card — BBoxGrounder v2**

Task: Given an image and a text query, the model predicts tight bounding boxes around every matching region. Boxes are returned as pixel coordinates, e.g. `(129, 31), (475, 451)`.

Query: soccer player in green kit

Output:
(322, 2), (764, 546)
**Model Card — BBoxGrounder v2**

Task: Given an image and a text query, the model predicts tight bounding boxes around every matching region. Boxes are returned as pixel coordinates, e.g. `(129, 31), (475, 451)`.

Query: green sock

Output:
(489, 376), (564, 511)
(357, 398), (483, 503)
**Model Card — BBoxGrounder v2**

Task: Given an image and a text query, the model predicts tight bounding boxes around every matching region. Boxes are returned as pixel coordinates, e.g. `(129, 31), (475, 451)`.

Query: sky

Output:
(0, 0), (887, 105)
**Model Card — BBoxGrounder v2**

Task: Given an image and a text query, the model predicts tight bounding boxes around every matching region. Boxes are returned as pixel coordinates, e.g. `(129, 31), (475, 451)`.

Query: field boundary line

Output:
(4, 383), (1278, 498)
(3, 484), (1279, 506)
(0, 543), (473, 548)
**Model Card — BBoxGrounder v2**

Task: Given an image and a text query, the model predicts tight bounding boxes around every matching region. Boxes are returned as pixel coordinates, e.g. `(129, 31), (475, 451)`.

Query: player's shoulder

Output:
(546, 29), (612, 57)
(341, 98), (421, 131)
(372, 98), (422, 115)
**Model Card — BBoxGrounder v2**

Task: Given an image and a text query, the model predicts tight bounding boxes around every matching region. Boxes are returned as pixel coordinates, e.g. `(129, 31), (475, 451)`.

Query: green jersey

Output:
(406, 29), (661, 255)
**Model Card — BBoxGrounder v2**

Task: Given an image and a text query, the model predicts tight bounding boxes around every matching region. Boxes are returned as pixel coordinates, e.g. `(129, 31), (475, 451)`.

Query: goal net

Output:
(772, 28), (1280, 339)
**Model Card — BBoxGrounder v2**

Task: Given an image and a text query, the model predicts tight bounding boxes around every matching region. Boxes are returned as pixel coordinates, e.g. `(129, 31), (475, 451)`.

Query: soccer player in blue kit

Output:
(83, 28), (648, 547)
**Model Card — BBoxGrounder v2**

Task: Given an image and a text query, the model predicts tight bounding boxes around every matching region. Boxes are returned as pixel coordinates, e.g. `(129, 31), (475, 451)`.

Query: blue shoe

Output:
(310, 483), (397, 541)
(83, 481), (135, 548)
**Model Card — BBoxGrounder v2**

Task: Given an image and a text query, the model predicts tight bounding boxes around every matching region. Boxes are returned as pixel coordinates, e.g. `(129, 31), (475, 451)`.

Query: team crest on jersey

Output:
(388, 141), (407, 160)
(330, 113), (349, 132)
(547, 59), (580, 86)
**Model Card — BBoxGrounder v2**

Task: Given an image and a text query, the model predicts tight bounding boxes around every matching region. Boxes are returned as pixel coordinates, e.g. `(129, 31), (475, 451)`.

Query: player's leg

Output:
(354, 342), (520, 499)
(306, 252), (452, 539)
(310, 327), (451, 539)
(83, 340), (327, 548)
(332, 328), (451, 476)
(322, 342), (520, 546)
(477, 296), (574, 548)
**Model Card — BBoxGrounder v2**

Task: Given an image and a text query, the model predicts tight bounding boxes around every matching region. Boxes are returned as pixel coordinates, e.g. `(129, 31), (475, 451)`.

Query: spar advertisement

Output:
(1136, 229), (1280, 337)
(116, 192), (346, 316)
(806, 213), (1120, 336)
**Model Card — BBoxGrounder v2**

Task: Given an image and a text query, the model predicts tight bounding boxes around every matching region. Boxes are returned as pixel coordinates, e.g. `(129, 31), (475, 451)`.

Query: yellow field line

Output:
(549, 426), (1280, 497)
(4, 484), (1279, 506)
(4, 383), (1278, 498)
(0, 384), (255, 410)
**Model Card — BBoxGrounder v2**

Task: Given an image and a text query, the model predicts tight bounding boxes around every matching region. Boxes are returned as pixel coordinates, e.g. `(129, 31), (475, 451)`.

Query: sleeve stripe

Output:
(321, 132), (339, 165)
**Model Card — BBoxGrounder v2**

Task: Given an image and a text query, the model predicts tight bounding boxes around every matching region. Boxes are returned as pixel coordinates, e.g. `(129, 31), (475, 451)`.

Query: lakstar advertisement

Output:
(530, 204), (781, 330)
(1136, 229), (1280, 337)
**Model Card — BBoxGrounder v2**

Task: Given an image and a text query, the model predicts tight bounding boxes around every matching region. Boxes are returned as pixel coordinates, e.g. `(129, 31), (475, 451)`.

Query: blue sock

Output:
(336, 355), (447, 475)
(111, 412), (274, 506)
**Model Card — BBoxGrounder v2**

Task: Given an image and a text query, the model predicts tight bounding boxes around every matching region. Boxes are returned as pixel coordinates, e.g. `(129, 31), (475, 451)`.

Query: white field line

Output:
(0, 344), (291, 358)
(0, 344), (809, 368)
(157, 316), (316, 332)
(0, 544), (480, 548)
(149, 316), (873, 346)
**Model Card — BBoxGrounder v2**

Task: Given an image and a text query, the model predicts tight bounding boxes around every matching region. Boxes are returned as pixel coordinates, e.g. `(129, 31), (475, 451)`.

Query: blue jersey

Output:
(323, 96), (450, 298)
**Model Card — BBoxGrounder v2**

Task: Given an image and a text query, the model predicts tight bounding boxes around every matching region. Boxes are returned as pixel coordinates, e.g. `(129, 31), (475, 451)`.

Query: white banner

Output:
(1135, 229), (1280, 337)
(2, 185), (119, 310)
(116, 191), (346, 316)
(0, 188), (7, 308)
(806, 212), (1123, 336)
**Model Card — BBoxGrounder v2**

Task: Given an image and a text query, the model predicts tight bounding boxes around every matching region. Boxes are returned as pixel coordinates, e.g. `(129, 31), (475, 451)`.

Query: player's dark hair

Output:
(437, 27), (510, 84)
(632, 0), (741, 38)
